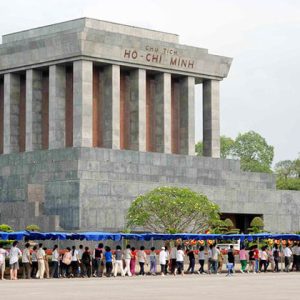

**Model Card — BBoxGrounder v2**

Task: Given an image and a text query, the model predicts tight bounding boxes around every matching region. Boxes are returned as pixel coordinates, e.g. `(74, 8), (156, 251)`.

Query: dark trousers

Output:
(82, 262), (91, 277)
(31, 261), (38, 278)
(285, 257), (291, 272)
(199, 259), (205, 273)
(171, 258), (177, 274)
(160, 264), (166, 274)
(139, 262), (145, 275)
(22, 262), (31, 279)
(94, 258), (103, 277)
(106, 262), (113, 277)
(71, 261), (79, 276)
(274, 258), (279, 272)
(176, 261), (184, 274)
(62, 263), (71, 277)
(51, 261), (59, 278)
(187, 258), (195, 273)
(296, 255), (300, 271)
(260, 260), (267, 272)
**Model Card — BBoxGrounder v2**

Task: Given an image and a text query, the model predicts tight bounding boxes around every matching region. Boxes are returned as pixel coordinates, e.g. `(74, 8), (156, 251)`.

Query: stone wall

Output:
(0, 147), (299, 232)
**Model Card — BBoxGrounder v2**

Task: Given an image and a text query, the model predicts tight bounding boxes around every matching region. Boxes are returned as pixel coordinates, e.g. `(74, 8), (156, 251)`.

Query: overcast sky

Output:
(0, 0), (299, 164)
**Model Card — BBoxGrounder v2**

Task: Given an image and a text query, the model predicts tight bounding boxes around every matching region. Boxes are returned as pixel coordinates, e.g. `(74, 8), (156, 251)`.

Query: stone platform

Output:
(0, 147), (299, 232)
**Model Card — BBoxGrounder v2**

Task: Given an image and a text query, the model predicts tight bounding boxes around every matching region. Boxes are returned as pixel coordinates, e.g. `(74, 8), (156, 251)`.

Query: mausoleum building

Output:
(0, 18), (299, 232)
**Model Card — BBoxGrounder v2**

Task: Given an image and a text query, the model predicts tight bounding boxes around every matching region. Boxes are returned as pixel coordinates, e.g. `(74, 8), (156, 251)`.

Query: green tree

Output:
(276, 177), (300, 191)
(248, 217), (264, 233)
(232, 131), (274, 173)
(294, 157), (300, 178)
(26, 224), (41, 232)
(126, 187), (220, 233)
(195, 135), (235, 158)
(0, 224), (13, 232)
(275, 160), (294, 179)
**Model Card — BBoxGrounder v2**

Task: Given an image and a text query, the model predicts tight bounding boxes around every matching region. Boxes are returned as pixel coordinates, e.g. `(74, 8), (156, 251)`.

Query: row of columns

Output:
(0, 60), (220, 157)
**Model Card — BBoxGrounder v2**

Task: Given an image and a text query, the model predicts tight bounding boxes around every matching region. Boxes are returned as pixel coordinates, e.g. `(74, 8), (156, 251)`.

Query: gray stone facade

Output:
(0, 147), (299, 232)
(0, 18), (299, 233)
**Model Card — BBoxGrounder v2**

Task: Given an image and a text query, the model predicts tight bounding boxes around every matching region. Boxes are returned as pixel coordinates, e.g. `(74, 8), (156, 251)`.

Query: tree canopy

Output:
(195, 135), (235, 158)
(195, 131), (274, 173)
(275, 155), (300, 191)
(232, 131), (274, 173)
(126, 186), (220, 233)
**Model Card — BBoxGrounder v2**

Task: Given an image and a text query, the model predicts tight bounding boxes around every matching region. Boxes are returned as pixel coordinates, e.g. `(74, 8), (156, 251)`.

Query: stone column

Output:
(130, 69), (146, 152)
(180, 76), (195, 155)
(26, 69), (42, 151)
(155, 73), (171, 153)
(203, 79), (220, 158)
(49, 65), (66, 149)
(102, 64), (120, 149)
(73, 60), (93, 147)
(162, 73), (172, 154)
(3, 73), (20, 154)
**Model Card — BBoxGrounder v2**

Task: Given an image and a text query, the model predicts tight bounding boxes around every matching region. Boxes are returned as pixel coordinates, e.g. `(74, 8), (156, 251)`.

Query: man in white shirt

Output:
(123, 245), (132, 277)
(22, 243), (31, 279)
(159, 247), (168, 276)
(0, 243), (8, 280)
(36, 243), (46, 279)
(283, 245), (292, 272)
(9, 241), (22, 280)
(175, 245), (185, 276)
(51, 244), (60, 278)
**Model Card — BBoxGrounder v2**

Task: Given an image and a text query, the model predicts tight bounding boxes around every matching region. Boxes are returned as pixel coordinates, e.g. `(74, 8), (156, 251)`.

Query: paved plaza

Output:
(1, 273), (299, 300)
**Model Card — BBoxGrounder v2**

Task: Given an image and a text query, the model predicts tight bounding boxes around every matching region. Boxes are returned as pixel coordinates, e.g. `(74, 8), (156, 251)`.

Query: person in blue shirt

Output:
(104, 246), (113, 277)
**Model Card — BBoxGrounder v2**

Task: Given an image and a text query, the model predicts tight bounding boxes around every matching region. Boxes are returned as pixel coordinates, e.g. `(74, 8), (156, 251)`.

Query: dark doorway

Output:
(221, 213), (263, 233)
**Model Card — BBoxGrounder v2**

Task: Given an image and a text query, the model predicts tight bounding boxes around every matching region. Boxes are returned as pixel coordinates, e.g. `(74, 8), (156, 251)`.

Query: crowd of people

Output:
(0, 240), (300, 280)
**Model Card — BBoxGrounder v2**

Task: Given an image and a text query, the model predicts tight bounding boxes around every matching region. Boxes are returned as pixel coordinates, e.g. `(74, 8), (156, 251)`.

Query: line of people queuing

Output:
(0, 241), (300, 280)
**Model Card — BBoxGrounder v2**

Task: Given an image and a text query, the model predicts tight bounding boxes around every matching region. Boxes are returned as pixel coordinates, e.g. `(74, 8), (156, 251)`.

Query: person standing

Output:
(149, 247), (157, 275)
(211, 244), (219, 274)
(170, 245), (177, 275)
(198, 246), (205, 274)
(164, 246), (170, 275)
(130, 247), (137, 276)
(259, 246), (268, 272)
(81, 246), (92, 278)
(36, 243), (46, 279)
(93, 243), (104, 277)
(124, 244), (132, 276)
(227, 245), (235, 274)
(43, 247), (50, 279)
(253, 245), (259, 273)
(0, 243), (8, 280)
(217, 246), (224, 274)
(207, 245), (213, 274)
(137, 246), (147, 276)
(283, 244), (292, 272)
(186, 247), (195, 274)
(239, 245), (248, 273)
(31, 245), (38, 278)
(159, 247), (168, 276)
(295, 242), (300, 271)
(175, 245), (185, 276)
(22, 243), (31, 279)
(104, 246), (113, 277)
(51, 245), (60, 278)
(78, 245), (84, 277)
(114, 245), (125, 277)
(71, 246), (79, 277)
(62, 247), (72, 278)
(273, 244), (280, 272)
(9, 241), (22, 280)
